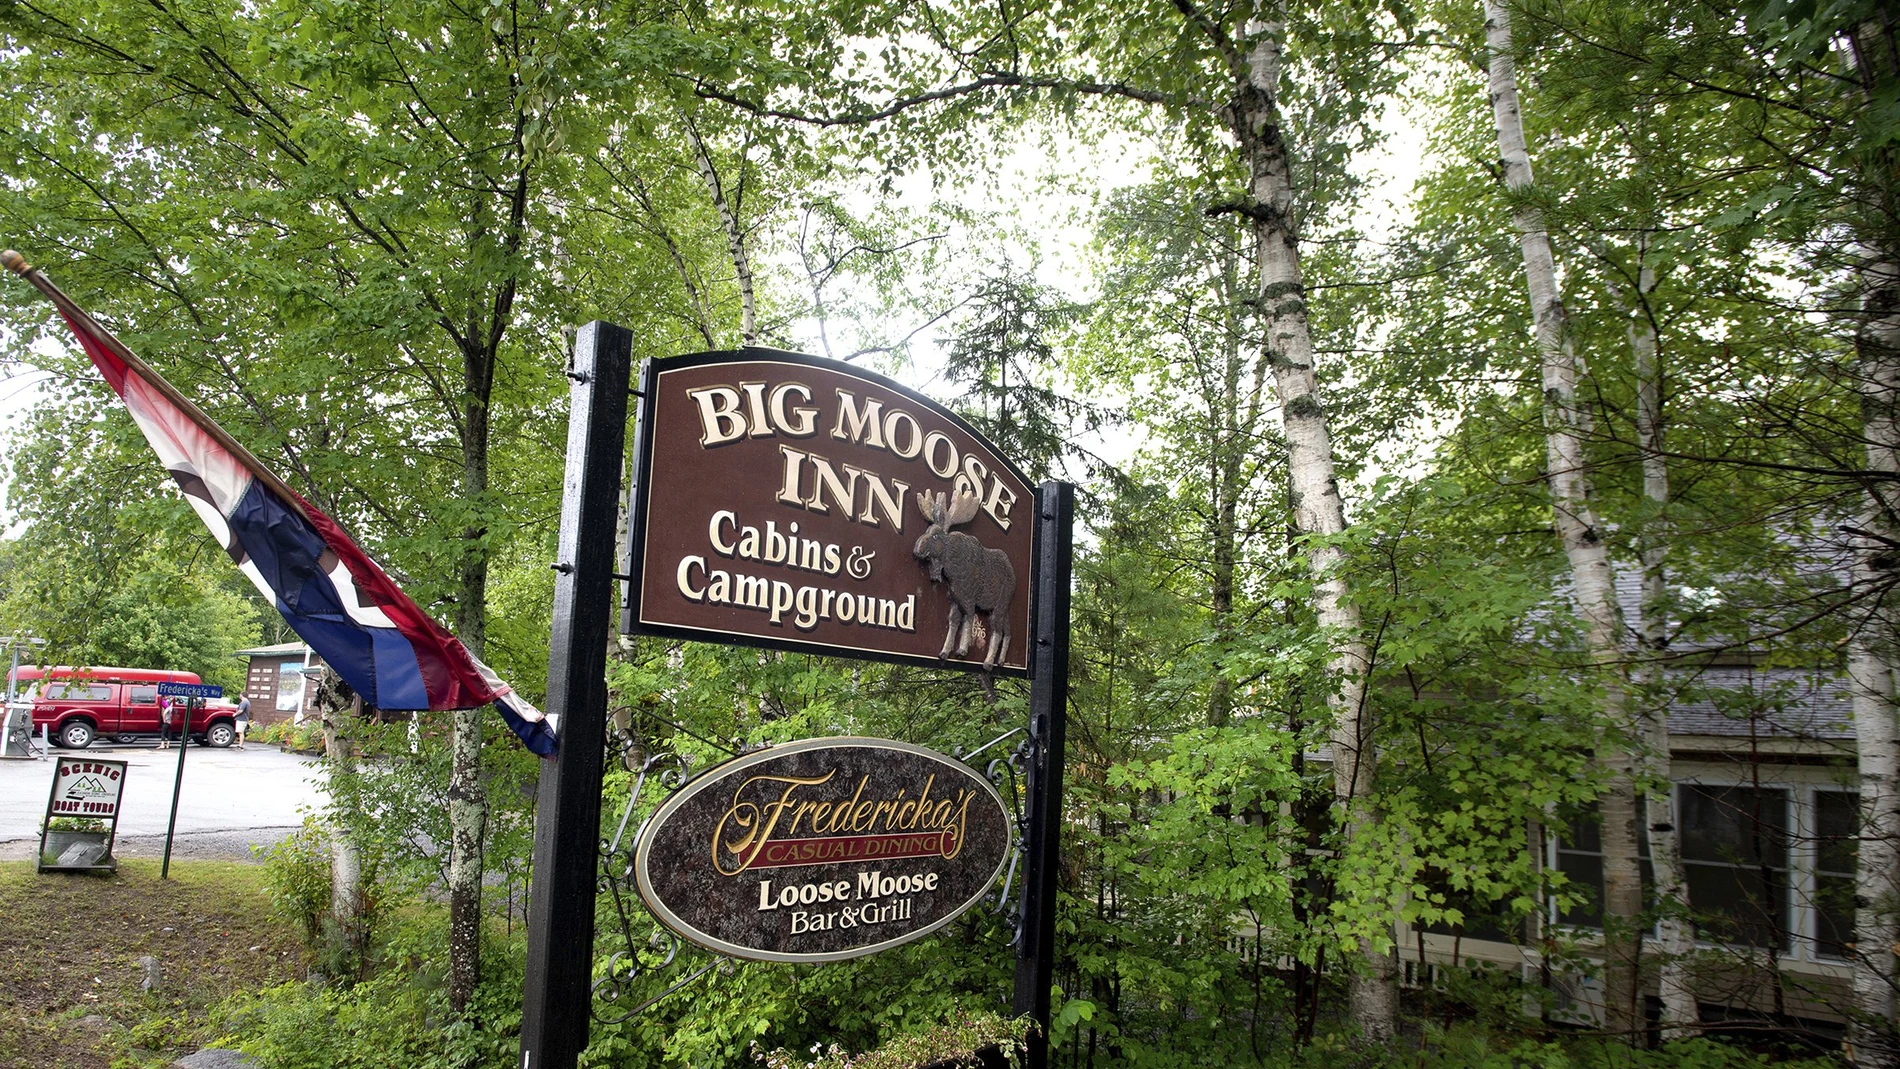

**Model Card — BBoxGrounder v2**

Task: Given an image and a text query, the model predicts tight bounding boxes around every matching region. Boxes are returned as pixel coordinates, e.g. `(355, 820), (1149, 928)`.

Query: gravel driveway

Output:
(0, 741), (327, 861)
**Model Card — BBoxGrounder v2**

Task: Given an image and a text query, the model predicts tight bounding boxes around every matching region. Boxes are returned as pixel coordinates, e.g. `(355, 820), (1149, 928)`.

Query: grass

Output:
(0, 859), (307, 1069)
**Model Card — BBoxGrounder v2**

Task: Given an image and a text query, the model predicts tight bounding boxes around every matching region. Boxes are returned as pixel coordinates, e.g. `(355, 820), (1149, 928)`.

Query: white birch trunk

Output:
(1624, 258), (1700, 1037)
(686, 120), (759, 346)
(320, 676), (366, 981)
(1851, 247), (1900, 1064)
(1238, 13), (1395, 1040)
(447, 704), (486, 1011)
(1484, 0), (1644, 1038)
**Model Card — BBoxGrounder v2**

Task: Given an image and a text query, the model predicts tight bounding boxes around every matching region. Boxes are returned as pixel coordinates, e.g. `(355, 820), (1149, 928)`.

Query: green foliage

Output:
(751, 1008), (1030, 1069)
(254, 803), (389, 985)
(251, 718), (328, 753)
(256, 818), (334, 948)
(0, 496), (265, 687)
(1286, 1028), (1842, 1069)
(212, 901), (530, 1069)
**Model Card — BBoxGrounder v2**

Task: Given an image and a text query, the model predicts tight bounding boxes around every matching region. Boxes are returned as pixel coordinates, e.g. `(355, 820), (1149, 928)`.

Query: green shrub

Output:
(751, 1009), (1031, 1069)
(255, 818), (331, 946)
(1287, 1027), (1843, 1069)
(253, 718), (326, 752)
(216, 973), (434, 1069)
(210, 908), (528, 1069)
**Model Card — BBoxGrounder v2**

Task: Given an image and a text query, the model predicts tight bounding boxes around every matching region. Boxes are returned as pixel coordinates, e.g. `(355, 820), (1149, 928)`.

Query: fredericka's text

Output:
(711, 769), (977, 877)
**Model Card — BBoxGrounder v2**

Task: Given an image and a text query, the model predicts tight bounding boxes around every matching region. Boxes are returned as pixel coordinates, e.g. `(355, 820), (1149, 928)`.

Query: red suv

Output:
(19, 667), (242, 749)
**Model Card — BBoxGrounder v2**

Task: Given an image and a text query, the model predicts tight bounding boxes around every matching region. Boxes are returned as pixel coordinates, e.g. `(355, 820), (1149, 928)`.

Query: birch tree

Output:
(1839, 15), (1900, 1059)
(313, 669), (372, 981)
(671, 0), (1412, 1029)
(1620, 244), (1701, 1036)
(1482, 0), (1646, 1036)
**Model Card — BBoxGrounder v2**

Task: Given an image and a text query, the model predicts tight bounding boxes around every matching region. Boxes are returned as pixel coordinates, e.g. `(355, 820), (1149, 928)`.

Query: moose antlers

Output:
(916, 488), (982, 528)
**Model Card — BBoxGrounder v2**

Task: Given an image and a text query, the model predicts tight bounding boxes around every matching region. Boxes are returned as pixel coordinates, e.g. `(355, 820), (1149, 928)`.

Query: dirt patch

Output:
(0, 859), (306, 1069)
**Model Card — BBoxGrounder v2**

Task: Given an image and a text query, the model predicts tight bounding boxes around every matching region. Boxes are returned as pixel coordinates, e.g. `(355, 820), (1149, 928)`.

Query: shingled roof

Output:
(1660, 665), (1855, 741)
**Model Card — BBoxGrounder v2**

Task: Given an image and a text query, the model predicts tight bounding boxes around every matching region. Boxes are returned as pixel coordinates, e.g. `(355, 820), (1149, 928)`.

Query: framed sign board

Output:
(39, 757), (128, 872)
(635, 737), (1013, 963)
(623, 349), (1034, 675)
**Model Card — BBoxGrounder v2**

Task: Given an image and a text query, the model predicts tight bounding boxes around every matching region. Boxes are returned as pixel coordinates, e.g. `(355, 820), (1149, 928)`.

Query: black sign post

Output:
(520, 322), (632, 1069)
(1013, 482), (1072, 1069)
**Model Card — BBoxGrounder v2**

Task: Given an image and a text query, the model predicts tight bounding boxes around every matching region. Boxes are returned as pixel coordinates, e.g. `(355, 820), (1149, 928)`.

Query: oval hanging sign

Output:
(634, 737), (1014, 963)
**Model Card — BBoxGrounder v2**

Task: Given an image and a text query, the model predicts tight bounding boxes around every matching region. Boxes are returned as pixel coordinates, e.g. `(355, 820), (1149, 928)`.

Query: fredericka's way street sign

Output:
(624, 350), (1034, 674)
(635, 737), (1013, 962)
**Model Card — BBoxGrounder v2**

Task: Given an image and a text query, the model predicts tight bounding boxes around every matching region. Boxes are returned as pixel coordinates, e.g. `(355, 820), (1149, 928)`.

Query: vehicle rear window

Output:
(44, 682), (111, 702)
(128, 685), (158, 705)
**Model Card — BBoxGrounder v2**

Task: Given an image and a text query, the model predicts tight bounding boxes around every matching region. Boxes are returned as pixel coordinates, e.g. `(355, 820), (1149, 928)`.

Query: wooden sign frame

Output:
(621, 348), (1035, 676)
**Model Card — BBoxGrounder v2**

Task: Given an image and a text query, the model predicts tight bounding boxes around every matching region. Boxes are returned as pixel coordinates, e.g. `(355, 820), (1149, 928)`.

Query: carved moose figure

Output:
(913, 489), (1017, 668)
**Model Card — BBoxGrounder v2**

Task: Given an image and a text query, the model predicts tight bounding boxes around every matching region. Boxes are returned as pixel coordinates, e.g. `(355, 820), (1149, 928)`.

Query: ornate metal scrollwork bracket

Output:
(958, 726), (1032, 945)
(589, 715), (742, 1025)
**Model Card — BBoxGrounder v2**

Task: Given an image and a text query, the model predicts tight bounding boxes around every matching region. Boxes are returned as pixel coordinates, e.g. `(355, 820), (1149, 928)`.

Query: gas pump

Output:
(1, 704), (34, 758)
(1, 637), (45, 759)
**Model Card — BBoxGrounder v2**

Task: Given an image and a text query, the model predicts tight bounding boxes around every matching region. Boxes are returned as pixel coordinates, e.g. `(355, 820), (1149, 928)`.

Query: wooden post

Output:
(1013, 481), (1073, 1069)
(520, 322), (633, 1069)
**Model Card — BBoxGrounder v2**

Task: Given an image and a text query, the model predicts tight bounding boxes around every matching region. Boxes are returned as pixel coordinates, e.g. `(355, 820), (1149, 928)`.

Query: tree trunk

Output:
(446, 703), (486, 1010)
(318, 673), (368, 982)
(1235, 13), (1393, 1039)
(1208, 245), (1246, 729)
(446, 341), (494, 1014)
(1483, 0), (1644, 1038)
(1624, 258), (1700, 1038)
(686, 118), (759, 346)
(1851, 246), (1900, 1064)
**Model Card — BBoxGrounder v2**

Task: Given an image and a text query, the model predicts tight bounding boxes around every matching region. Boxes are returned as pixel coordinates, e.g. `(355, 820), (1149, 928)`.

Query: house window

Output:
(1813, 790), (1859, 961)
(1552, 782), (1858, 962)
(1679, 785), (1789, 951)
(1552, 801), (1651, 928)
(1418, 865), (1525, 943)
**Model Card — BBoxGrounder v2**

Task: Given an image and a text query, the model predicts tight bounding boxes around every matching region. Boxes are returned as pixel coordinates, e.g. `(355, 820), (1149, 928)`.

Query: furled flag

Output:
(2, 250), (557, 755)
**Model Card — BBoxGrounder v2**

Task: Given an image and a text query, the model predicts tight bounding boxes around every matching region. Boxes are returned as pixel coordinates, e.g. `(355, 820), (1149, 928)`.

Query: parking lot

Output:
(0, 739), (326, 861)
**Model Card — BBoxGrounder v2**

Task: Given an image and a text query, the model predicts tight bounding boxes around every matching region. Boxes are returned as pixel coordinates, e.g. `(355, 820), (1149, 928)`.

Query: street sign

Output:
(157, 682), (222, 699)
(634, 737), (1012, 963)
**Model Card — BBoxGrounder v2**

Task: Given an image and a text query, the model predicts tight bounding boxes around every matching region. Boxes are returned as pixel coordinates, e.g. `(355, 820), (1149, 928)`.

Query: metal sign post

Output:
(157, 682), (220, 879)
(161, 696), (194, 879)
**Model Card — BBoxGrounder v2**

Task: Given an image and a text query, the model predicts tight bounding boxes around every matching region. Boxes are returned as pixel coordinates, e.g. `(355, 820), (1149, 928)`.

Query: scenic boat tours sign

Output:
(623, 349), (1034, 675)
(39, 756), (128, 872)
(634, 737), (1014, 963)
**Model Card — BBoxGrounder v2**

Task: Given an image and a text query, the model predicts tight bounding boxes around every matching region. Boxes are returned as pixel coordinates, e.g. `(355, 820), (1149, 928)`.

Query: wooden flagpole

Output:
(0, 248), (316, 523)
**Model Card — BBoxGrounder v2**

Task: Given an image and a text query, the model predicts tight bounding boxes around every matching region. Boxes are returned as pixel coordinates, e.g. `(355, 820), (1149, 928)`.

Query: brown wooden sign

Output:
(623, 350), (1033, 674)
(634, 737), (1013, 962)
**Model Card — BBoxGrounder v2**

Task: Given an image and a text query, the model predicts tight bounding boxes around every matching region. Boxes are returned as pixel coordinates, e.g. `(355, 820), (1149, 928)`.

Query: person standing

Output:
(234, 695), (251, 749)
(157, 696), (176, 749)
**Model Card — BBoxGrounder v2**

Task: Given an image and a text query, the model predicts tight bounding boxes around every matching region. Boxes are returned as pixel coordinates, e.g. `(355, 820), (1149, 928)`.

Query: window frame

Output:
(1546, 777), (1857, 966)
